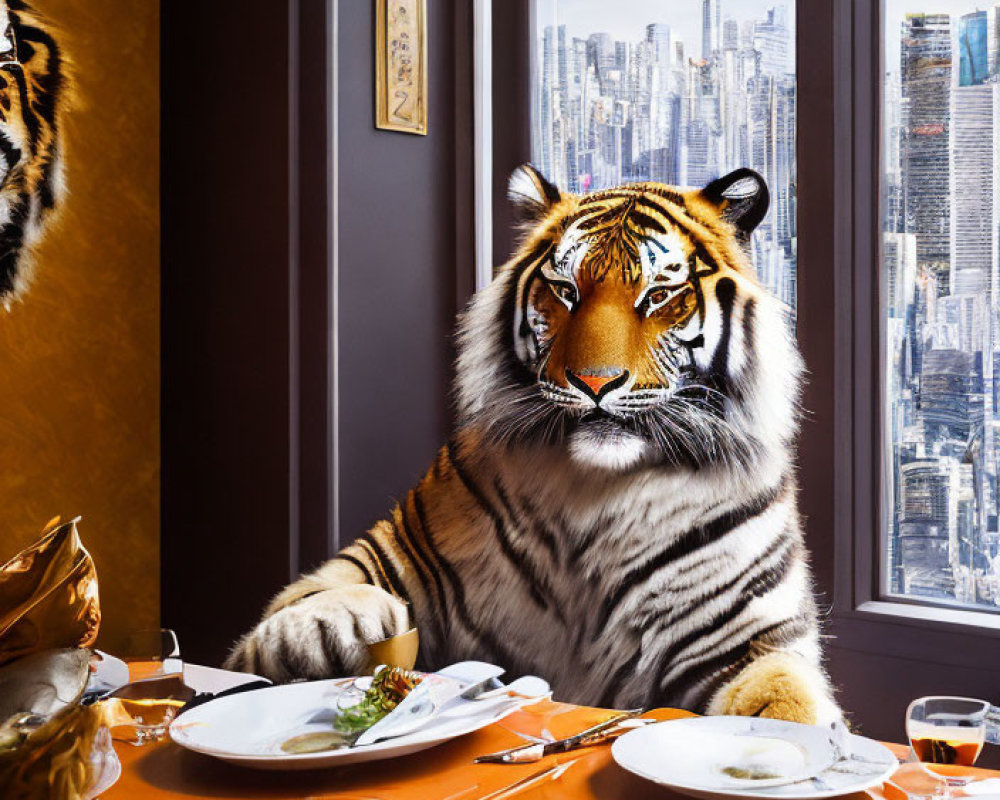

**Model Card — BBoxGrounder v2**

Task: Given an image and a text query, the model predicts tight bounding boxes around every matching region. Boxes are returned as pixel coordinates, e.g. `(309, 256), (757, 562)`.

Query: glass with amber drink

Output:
(105, 628), (193, 745)
(905, 696), (997, 790)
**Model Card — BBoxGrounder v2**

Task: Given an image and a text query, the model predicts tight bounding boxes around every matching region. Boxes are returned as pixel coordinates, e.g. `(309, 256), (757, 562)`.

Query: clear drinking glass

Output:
(905, 696), (999, 792)
(120, 628), (182, 682)
(104, 628), (192, 745)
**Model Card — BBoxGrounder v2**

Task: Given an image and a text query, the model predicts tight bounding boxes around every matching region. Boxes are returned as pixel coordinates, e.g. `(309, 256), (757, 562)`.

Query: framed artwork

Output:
(375, 0), (428, 135)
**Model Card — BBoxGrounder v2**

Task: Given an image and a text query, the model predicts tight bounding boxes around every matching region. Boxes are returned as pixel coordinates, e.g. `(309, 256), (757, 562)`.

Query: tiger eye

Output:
(659, 286), (697, 325)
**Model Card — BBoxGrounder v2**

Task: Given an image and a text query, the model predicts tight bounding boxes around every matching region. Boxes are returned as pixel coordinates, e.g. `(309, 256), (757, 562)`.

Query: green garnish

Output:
(332, 666), (423, 737)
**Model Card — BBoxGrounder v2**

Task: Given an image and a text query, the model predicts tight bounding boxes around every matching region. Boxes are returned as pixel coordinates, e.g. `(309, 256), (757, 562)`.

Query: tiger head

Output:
(456, 165), (802, 473)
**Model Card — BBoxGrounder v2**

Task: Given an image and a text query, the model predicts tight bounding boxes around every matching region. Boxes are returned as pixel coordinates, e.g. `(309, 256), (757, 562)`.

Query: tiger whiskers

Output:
(538, 381), (584, 406)
(481, 382), (572, 447)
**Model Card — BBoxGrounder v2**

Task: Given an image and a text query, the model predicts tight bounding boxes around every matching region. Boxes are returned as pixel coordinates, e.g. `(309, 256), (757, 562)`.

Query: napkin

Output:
(0, 518), (101, 666)
(0, 519), (110, 800)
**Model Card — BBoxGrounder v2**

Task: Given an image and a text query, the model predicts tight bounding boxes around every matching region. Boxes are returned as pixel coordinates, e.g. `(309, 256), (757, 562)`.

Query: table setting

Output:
(2, 521), (1000, 800)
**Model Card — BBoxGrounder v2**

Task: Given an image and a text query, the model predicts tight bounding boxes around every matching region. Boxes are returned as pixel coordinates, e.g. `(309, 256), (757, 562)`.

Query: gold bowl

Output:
(364, 627), (419, 674)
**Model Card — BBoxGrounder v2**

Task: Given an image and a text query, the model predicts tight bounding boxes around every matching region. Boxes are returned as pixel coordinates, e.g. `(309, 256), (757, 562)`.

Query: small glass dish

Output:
(895, 696), (1000, 799)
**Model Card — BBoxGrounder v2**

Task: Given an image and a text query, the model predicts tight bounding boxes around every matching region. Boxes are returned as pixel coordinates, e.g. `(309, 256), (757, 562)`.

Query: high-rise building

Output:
(900, 14), (952, 294)
(753, 7), (790, 74)
(587, 32), (615, 77)
(557, 24), (569, 114)
(701, 0), (721, 59)
(950, 82), (994, 296)
(723, 18), (739, 52)
(897, 459), (955, 598)
(645, 23), (672, 64)
(884, 232), (917, 320)
(958, 10), (988, 86)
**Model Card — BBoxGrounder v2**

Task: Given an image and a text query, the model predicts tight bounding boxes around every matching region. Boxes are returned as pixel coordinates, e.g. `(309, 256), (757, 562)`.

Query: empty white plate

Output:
(612, 716), (898, 800)
(169, 678), (533, 770)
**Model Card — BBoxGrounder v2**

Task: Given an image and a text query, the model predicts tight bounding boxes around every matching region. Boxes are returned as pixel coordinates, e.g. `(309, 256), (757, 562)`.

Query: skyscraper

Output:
(701, 0), (721, 59)
(900, 14), (952, 294)
(723, 19), (739, 52)
(959, 10), (988, 87)
(645, 22), (672, 63)
(753, 6), (790, 74)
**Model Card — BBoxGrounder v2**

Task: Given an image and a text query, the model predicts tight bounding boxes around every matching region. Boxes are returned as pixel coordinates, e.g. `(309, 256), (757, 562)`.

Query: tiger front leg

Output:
(707, 651), (840, 725)
(224, 582), (409, 683)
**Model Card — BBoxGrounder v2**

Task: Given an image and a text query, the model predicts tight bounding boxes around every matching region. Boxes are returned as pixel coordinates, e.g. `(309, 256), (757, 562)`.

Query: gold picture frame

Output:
(375, 0), (428, 135)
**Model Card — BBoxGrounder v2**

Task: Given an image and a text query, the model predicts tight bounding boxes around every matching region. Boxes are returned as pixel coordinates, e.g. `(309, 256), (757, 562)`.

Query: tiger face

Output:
(457, 165), (801, 474)
(524, 196), (711, 412)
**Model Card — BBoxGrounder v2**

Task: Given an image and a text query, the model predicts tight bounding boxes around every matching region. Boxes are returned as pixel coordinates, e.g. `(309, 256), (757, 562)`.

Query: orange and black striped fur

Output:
(0, 0), (68, 306)
(226, 166), (840, 724)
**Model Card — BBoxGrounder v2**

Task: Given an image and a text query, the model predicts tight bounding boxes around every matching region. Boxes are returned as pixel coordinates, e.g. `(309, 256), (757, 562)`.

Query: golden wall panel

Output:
(0, 0), (159, 654)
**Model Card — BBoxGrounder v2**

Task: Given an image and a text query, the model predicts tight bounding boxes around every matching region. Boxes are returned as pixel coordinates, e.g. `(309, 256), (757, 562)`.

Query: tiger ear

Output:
(508, 164), (562, 224)
(701, 168), (769, 237)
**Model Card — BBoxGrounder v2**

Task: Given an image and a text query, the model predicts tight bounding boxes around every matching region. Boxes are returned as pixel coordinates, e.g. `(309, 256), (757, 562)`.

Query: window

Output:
(882, 2), (1000, 613)
(530, 0), (797, 310)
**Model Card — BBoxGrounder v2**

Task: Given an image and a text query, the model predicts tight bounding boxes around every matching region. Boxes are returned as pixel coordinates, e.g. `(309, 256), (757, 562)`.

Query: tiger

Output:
(0, 0), (68, 307)
(225, 165), (841, 724)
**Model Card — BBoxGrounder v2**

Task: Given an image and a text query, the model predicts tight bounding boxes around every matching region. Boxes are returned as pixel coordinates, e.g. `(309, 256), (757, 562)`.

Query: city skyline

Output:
(882, 5), (1000, 611)
(534, 0), (797, 63)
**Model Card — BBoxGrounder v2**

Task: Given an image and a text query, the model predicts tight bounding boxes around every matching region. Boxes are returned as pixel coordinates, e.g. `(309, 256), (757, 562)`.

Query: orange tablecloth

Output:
(104, 704), (696, 799)
(102, 703), (999, 800)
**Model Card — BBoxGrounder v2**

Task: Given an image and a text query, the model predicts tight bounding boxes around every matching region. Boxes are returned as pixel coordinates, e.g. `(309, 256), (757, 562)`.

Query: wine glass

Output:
(905, 696), (990, 794)
(120, 628), (182, 682)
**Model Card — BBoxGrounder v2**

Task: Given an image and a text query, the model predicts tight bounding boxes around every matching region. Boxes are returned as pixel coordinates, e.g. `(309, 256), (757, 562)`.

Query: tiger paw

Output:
(223, 585), (410, 682)
(708, 652), (840, 725)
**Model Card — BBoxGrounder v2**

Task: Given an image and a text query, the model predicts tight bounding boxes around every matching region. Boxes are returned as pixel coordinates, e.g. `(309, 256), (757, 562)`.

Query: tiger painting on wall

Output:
(0, 0), (68, 307)
(226, 166), (841, 724)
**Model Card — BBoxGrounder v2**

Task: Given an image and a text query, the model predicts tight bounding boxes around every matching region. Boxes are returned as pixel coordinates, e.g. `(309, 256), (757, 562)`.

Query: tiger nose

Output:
(565, 368), (630, 401)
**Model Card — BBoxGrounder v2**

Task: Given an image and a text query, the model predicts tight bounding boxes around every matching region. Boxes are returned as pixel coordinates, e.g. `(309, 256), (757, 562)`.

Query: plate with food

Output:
(612, 716), (898, 800)
(169, 661), (549, 770)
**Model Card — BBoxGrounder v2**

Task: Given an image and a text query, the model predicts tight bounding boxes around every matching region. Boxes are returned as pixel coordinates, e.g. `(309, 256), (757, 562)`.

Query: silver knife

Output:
(474, 709), (645, 764)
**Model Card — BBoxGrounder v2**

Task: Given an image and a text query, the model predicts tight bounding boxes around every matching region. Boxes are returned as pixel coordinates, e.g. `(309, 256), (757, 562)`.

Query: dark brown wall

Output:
(334, 1), (468, 549)
(161, 1), (294, 665)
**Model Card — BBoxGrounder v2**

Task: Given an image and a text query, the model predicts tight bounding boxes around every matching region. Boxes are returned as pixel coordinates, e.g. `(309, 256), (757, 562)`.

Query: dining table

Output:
(101, 665), (1000, 800)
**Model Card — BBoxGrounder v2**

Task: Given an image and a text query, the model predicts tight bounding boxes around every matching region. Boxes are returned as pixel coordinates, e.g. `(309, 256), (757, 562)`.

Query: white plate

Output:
(169, 677), (530, 770)
(612, 716), (898, 800)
